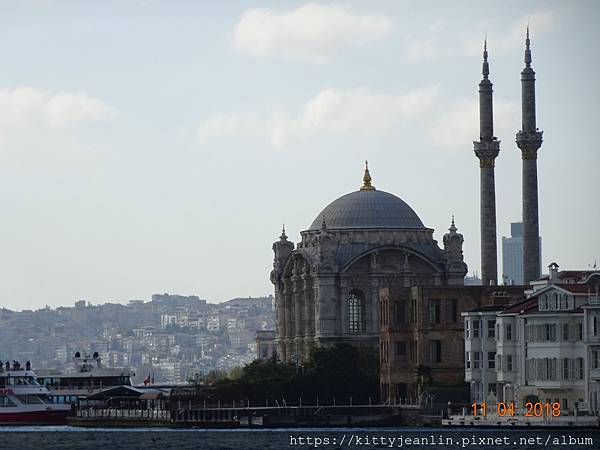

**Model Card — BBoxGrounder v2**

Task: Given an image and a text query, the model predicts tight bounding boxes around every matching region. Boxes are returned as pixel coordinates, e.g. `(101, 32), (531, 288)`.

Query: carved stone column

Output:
(302, 269), (314, 359)
(368, 252), (380, 335)
(292, 261), (304, 361)
(314, 273), (338, 347)
(274, 282), (286, 360)
(339, 276), (349, 335)
(370, 279), (380, 334)
(282, 279), (294, 362)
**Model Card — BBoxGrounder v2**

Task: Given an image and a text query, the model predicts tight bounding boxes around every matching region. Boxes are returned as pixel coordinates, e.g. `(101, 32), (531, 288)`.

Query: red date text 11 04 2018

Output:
(471, 401), (561, 417)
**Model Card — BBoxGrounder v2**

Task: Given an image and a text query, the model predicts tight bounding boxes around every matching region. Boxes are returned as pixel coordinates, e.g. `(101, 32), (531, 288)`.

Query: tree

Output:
(204, 368), (228, 384)
(186, 371), (205, 385)
(228, 366), (243, 380)
(211, 344), (380, 404)
(303, 344), (379, 403)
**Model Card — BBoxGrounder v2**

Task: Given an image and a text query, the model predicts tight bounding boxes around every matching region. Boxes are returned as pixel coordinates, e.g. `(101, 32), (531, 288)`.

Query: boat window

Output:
(7, 376), (40, 386)
(0, 396), (17, 407)
(16, 395), (44, 404)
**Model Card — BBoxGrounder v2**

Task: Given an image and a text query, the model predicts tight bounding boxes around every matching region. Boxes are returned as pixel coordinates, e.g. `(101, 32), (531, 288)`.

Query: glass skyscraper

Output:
(502, 222), (542, 285)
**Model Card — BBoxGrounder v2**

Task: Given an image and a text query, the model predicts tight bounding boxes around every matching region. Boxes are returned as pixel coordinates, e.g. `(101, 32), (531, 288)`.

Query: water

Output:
(0, 426), (599, 449)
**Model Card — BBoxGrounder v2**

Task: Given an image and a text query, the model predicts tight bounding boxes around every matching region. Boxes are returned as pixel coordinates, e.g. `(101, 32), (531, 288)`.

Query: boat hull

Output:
(0, 409), (69, 425)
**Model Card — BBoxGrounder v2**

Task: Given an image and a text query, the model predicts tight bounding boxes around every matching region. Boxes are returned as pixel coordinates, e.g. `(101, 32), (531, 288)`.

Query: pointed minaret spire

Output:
(516, 26), (543, 284)
(449, 214), (457, 233)
(477, 39), (495, 140)
(525, 24), (532, 68)
(482, 38), (489, 79)
(280, 224), (288, 240)
(360, 160), (375, 190)
(473, 38), (500, 286)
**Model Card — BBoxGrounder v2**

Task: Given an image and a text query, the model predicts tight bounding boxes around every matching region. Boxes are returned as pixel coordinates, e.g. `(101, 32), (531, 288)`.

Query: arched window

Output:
(541, 295), (548, 311)
(348, 290), (364, 333)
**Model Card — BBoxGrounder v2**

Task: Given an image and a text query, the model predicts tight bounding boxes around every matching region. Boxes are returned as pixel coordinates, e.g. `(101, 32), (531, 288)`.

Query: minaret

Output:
(516, 27), (543, 284)
(473, 40), (500, 286)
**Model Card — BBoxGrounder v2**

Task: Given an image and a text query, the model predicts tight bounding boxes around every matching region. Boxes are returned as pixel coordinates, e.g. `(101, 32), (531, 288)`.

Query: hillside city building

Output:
(0, 294), (274, 384)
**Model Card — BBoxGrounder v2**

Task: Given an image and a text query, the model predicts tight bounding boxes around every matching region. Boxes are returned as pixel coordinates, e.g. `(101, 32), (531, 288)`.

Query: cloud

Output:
(403, 39), (440, 63)
(464, 11), (558, 55)
(197, 85), (439, 150)
(197, 112), (261, 144)
(402, 11), (557, 64)
(429, 97), (519, 152)
(43, 92), (114, 127)
(0, 87), (114, 144)
(401, 17), (450, 63)
(231, 3), (391, 63)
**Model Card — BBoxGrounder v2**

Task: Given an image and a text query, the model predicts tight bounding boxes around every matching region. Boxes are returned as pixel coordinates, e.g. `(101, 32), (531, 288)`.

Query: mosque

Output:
(268, 28), (542, 404)
(270, 163), (468, 363)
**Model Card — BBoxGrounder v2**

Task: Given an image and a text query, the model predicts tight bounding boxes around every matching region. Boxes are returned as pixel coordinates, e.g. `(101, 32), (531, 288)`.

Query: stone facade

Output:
(379, 280), (526, 403)
(270, 167), (468, 364)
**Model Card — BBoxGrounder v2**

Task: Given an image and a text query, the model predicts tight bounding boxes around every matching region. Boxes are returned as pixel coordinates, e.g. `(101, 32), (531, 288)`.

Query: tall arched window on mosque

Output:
(348, 290), (364, 333)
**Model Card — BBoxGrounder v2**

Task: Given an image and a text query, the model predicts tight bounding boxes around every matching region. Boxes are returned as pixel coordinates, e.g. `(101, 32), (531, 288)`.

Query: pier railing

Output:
(77, 408), (170, 420)
(75, 402), (426, 425)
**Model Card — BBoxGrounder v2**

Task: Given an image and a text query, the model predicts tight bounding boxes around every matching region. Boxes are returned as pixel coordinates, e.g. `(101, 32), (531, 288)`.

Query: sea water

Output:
(0, 426), (599, 449)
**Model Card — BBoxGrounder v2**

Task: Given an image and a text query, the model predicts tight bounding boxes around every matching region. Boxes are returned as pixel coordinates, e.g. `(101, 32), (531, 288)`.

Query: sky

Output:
(0, 1), (598, 310)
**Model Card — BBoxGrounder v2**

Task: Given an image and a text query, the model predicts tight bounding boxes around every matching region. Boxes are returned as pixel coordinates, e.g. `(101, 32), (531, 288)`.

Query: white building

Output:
(463, 305), (505, 403)
(582, 271), (600, 413)
(160, 314), (177, 329)
(464, 264), (600, 415)
(207, 315), (220, 332)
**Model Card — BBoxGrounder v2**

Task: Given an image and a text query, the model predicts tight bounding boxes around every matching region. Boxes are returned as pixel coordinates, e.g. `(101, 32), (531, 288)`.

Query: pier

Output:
(69, 403), (431, 428)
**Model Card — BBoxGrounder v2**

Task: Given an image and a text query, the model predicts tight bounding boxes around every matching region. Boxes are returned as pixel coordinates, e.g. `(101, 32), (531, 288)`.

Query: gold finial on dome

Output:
(360, 160), (375, 190)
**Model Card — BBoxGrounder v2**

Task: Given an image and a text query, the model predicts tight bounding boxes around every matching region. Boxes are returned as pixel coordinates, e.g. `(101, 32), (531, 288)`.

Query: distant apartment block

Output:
(0, 293), (275, 385)
(151, 293), (207, 308)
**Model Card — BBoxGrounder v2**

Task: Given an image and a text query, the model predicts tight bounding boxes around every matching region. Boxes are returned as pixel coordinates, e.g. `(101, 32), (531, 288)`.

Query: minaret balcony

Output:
(473, 139), (500, 161)
(516, 130), (543, 150)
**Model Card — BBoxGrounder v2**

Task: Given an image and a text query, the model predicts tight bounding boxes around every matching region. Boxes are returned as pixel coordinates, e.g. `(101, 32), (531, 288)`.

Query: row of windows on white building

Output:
(462, 280), (600, 415)
(465, 319), (585, 344)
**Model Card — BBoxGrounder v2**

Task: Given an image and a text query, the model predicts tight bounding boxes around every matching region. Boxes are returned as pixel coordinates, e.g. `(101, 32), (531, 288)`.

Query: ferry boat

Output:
(36, 352), (136, 405)
(0, 361), (71, 425)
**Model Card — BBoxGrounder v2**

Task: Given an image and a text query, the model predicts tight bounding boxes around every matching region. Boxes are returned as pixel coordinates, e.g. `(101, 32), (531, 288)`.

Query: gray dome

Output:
(309, 189), (425, 231)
